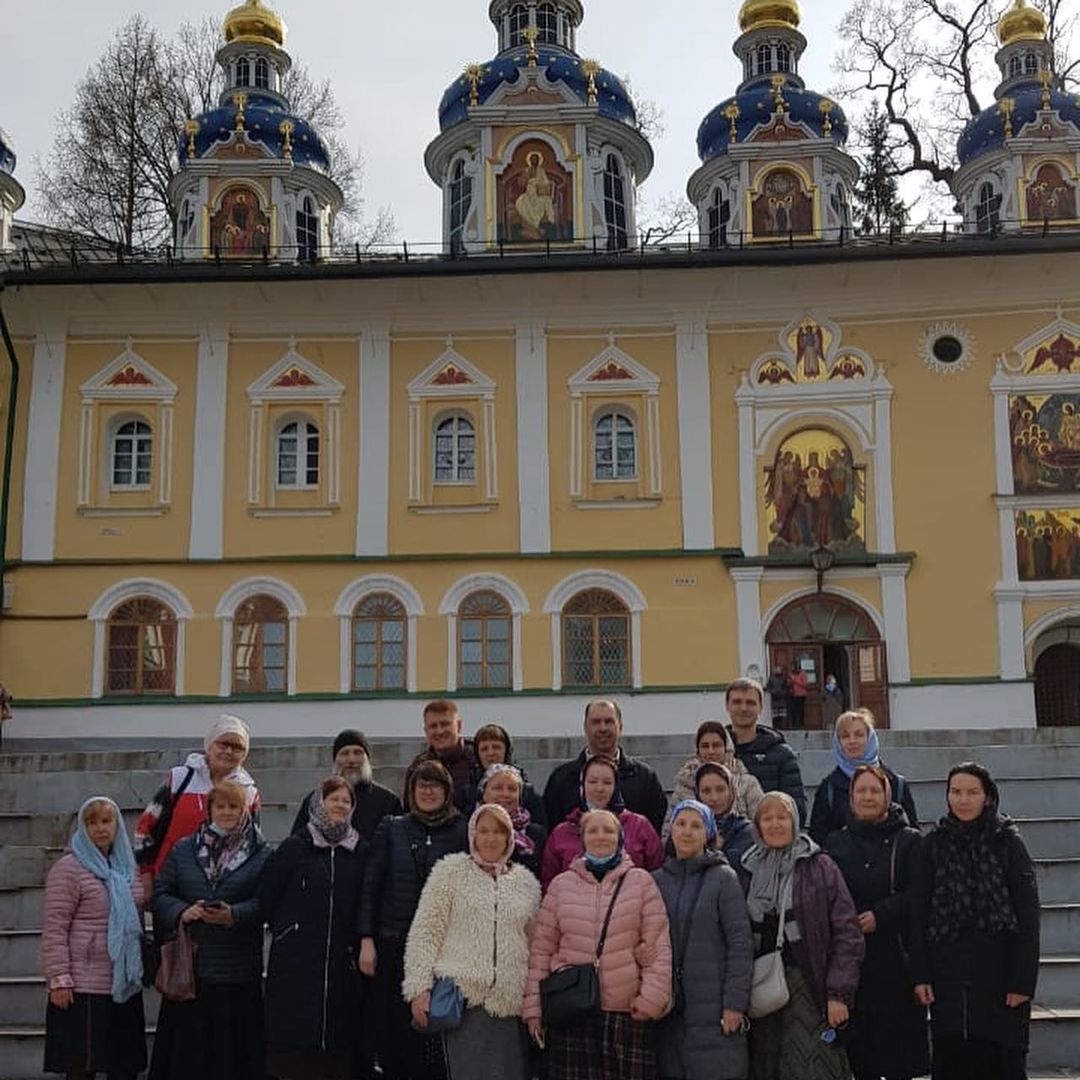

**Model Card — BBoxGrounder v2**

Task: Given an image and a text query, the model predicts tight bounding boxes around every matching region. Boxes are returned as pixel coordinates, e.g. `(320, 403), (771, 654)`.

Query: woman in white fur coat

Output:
(404, 802), (541, 1079)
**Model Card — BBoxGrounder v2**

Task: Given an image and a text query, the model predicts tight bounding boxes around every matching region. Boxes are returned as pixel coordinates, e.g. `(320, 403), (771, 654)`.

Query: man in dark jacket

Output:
(725, 677), (808, 824)
(543, 699), (668, 831)
(401, 699), (482, 811)
(290, 729), (401, 841)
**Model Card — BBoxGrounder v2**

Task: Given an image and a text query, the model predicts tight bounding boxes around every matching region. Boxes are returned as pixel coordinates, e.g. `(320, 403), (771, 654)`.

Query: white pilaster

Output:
(735, 380), (758, 556)
(731, 566), (765, 677)
(879, 563), (912, 682)
(992, 381), (1014, 495)
(515, 320), (551, 552)
(21, 328), (66, 560)
(675, 313), (715, 550)
(994, 586), (1028, 680)
(873, 388), (897, 553)
(357, 324), (391, 555)
(999, 506), (1020, 584)
(189, 327), (228, 558)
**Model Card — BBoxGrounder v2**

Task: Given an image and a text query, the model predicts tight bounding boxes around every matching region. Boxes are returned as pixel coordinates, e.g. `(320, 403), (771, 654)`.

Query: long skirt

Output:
(548, 1010), (656, 1080)
(443, 1006), (528, 1080)
(748, 965), (850, 1080)
(265, 1045), (351, 1080)
(148, 978), (262, 1080)
(932, 1033), (1028, 1080)
(43, 991), (146, 1077)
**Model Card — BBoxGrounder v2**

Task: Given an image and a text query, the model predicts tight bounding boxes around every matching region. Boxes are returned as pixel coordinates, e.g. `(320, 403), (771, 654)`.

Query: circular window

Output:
(920, 322), (975, 375)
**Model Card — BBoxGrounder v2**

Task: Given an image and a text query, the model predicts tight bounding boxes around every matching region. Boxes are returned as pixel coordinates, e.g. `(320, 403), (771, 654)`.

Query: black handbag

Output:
(540, 875), (626, 1028)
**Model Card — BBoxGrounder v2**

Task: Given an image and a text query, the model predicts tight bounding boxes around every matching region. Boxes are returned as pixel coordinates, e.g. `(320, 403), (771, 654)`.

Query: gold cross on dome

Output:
(723, 103), (741, 142)
(999, 96), (1015, 138)
(183, 119), (199, 158)
(770, 74), (788, 113)
(581, 59), (600, 105)
(1038, 67), (1054, 110)
(464, 64), (484, 107)
(522, 24), (540, 66)
(233, 91), (248, 131)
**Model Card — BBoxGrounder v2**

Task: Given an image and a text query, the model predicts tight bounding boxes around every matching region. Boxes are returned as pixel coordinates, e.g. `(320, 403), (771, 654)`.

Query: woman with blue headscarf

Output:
(808, 709), (917, 845)
(653, 799), (753, 1080)
(41, 796), (147, 1080)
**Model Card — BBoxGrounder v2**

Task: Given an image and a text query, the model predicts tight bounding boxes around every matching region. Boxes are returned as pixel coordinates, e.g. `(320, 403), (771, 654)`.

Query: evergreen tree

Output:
(853, 100), (909, 235)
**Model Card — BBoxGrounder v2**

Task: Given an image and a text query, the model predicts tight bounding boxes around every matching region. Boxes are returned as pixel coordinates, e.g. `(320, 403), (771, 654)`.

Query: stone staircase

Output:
(1, 729), (1078, 1078)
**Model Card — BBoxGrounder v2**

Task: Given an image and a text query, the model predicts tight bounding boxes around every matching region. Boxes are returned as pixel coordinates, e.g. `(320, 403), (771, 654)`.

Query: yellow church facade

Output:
(2, 0), (1080, 740)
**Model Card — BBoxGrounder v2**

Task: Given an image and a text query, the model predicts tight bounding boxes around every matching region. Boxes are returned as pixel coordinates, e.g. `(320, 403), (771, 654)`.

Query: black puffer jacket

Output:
(809, 763), (918, 845)
(357, 813), (468, 941)
(290, 782), (402, 843)
(260, 830), (366, 1054)
(728, 724), (807, 824)
(153, 832), (269, 985)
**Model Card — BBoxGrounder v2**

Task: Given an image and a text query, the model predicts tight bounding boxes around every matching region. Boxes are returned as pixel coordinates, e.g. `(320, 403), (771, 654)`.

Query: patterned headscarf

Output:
(469, 803), (515, 876)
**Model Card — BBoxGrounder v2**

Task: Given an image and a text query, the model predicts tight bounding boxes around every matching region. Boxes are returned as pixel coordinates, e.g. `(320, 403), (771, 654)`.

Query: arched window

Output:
(112, 420), (152, 489)
(296, 196), (319, 261)
(756, 43), (772, 75)
(1024, 52), (1039, 76)
(594, 410), (637, 480)
(1008, 54), (1023, 77)
(434, 414), (476, 483)
(708, 187), (731, 249)
(776, 43), (792, 73)
(254, 57), (270, 89)
(449, 159), (472, 253)
(536, 3), (559, 44)
(562, 589), (630, 687)
(458, 590), (512, 689)
(231, 595), (288, 694)
(277, 419), (320, 487)
(352, 593), (407, 690)
(107, 598), (176, 694)
(236, 57), (251, 87)
(976, 181), (1002, 235)
(604, 154), (628, 251)
(508, 4), (529, 46)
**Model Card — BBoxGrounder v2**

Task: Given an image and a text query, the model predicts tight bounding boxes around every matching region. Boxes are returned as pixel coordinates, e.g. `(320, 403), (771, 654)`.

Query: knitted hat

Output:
(333, 729), (371, 760)
(204, 714), (250, 753)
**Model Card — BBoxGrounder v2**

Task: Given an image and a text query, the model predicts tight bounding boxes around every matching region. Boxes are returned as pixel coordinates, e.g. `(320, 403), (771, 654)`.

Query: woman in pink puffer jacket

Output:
(41, 796), (147, 1080)
(524, 809), (671, 1080)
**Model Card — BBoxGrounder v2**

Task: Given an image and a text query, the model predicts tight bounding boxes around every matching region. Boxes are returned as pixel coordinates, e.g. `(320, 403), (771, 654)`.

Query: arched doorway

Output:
(766, 594), (888, 729)
(1033, 620), (1080, 726)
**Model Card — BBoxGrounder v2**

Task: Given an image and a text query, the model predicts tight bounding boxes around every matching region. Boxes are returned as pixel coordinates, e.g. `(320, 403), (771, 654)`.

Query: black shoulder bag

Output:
(541, 874), (626, 1028)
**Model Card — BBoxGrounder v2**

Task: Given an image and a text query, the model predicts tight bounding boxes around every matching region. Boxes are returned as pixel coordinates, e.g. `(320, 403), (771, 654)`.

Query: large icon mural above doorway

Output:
(764, 428), (866, 555)
(1015, 508), (1080, 580)
(1010, 393), (1080, 492)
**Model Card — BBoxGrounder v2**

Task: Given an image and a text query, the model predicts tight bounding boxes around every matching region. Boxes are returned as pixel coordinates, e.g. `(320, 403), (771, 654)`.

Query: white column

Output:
(990, 369), (1014, 496)
(21, 328), (67, 561)
(873, 386), (897, 553)
(516, 320), (551, 552)
(731, 566), (765, 677)
(735, 380), (758, 556)
(675, 313), (715, 550)
(999, 506), (1020, 584)
(357, 324), (391, 556)
(994, 586), (1027, 680)
(879, 563), (912, 682)
(189, 326), (228, 558)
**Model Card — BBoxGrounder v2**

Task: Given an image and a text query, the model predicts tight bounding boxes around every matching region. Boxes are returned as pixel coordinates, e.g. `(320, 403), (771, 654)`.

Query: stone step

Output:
(1037, 859), (1080, 905)
(1015, 819), (1080, 861)
(1036, 957), (1080, 1009)
(0, 933), (39, 975)
(0, 890), (43, 933)
(1030, 1007), (1080, 1071)
(0, 977), (160, 1028)
(1042, 904), (1080, 954)
(794, 744), (1080, 780)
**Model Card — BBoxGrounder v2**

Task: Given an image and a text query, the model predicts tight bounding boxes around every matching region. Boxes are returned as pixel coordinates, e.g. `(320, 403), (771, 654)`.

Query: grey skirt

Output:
(444, 1005), (529, 1080)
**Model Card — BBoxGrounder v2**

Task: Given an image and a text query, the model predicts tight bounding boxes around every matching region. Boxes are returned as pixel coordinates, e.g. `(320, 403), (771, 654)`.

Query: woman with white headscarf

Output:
(41, 796), (146, 1080)
(404, 803), (541, 1079)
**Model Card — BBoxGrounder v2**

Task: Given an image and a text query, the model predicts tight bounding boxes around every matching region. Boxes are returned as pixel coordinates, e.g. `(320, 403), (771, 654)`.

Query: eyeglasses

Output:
(415, 780), (445, 793)
(213, 741), (246, 754)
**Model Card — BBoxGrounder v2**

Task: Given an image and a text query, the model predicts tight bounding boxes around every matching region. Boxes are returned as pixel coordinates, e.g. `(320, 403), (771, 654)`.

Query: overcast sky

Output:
(0, 1), (858, 240)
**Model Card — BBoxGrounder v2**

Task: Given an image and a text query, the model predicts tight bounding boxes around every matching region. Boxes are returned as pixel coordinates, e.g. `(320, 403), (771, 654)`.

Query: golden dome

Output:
(223, 0), (286, 49)
(739, 0), (801, 33)
(997, 0), (1047, 45)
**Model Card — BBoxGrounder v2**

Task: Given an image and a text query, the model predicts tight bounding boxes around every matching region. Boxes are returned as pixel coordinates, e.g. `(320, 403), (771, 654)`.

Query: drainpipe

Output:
(0, 287), (21, 613)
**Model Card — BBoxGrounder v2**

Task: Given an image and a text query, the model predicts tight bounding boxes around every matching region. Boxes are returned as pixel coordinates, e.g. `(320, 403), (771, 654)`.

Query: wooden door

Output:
(853, 641), (890, 728)
(1035, 644), (1080, 726)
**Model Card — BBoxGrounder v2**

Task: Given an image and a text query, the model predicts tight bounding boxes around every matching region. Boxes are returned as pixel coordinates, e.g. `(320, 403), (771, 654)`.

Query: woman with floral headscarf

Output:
(541, 754), (663, 891)
(479, 763), (548, 878)
(149, 780), (270, 1080)
(42, 796), (146, 1080)
(261, 776), (366, 1080)
(404, 803), (541, 1079)
(910, 762), (1040, 1080)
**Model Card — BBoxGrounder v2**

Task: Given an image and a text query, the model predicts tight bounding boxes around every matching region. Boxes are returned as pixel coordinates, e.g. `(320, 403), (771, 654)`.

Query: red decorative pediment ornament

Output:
(758, 360), (796, 385)
(589, 361), (635, 381)
(432, 365), (474, 386)
(828, 355), (867, 381)
(106, 365), (154, 387)
(1029, 334), (1080, 374)
(271, 366), (318, 388)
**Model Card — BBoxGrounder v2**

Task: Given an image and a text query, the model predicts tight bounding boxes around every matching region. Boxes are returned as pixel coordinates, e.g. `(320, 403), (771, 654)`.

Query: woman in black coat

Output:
(150, 780), (270, 1080)
(825, 765), (928, 1080)
(261, 776), (366, 1080)
(910, 762), (1040, 1080)
(694, 762), (754, 887)
(358, 760), (468, 1080)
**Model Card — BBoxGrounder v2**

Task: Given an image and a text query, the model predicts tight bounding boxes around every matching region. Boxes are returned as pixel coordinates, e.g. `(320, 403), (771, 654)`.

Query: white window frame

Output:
(592, 408), (638, 481)
(275, 415), (320, 490)
(439, 573), (529, 692)
(334, 575), (424, 693)
(110, 417), (153, 491)
(433, 412), (477, 485)
(603, 153), (629, 251)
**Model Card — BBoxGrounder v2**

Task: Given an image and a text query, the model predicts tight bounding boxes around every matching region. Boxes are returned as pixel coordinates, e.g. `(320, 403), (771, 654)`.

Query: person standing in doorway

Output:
(788, 667), (809, 729)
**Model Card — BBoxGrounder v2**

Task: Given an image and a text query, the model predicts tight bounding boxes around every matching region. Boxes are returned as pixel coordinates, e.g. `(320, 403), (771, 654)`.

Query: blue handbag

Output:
(425, 976), (465, 1033)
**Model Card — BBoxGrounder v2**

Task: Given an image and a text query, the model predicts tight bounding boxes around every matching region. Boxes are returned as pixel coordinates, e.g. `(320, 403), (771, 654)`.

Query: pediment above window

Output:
(247, 339), (345, 403)
(80, 340), (178, 403)
(569, 342), (660, 396)
(407, 344), (496, 402)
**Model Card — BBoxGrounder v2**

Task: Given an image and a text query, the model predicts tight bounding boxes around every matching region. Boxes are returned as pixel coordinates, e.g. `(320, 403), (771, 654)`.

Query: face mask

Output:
(826, 679), (837, 691)
(209, 821), (231, 837)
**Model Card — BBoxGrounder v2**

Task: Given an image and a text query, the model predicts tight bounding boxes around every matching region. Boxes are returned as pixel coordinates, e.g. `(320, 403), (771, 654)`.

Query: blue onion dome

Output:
(0, 128), (16, 176)
(958, 84), (1080, 166)
(697, 83), (849, 163)
(177, 90), (331, 172)
(438, 52), (635, 132)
